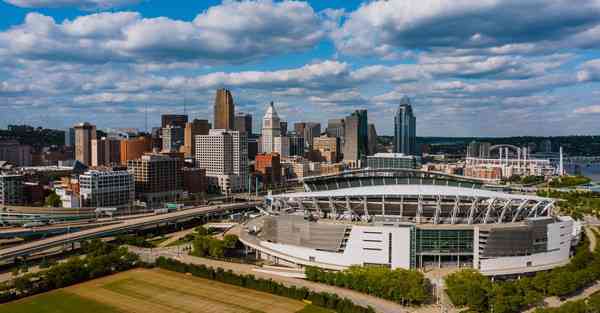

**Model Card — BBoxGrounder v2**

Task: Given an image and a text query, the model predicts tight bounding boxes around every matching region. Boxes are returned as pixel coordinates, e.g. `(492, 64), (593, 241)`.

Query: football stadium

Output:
(240, 169), (581, 276)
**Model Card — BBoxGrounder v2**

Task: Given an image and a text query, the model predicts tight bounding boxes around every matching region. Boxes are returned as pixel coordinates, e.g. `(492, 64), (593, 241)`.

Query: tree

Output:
(44, 191), (61, 207)
(223, 235), (239, 249)
(445, 269), (490, 312)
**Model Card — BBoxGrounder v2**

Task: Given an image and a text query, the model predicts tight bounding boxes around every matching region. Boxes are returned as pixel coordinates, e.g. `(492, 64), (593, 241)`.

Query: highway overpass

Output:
(0, 202), (259, 264)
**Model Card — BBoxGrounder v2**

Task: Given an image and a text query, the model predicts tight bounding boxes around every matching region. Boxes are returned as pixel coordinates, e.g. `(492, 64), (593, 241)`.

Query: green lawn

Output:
(0, 290), (121, 313)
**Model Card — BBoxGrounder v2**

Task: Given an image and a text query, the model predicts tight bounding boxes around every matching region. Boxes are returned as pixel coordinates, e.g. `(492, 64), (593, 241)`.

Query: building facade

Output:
(0, 140), (32, 166)
(394, 96), (417, 155)
(195, 129), (248, 194)
(313, 136), (340, 163)
(255, 153), (282, 186)
(0, 174), (24, 205)
(260, 102), (281, 154)
(234, 112), (253, 135)
(182, 119), (210, 158)
(162, 125), (184, 152)
(91, 137), (121, 167)
(366, 153), (418, 169)
(127, 154), (184, 208)
(288, 132), (305, 157)
(79, 170), (134, 210)
(120, 136), (152, 165)
(161, 114), (188, 129)
(74, 122), (97, 166)
(214, 88), (235, 130)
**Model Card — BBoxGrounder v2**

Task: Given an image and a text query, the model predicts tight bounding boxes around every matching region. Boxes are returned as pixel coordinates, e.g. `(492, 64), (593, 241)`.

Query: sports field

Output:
(0, 268), (333, 313)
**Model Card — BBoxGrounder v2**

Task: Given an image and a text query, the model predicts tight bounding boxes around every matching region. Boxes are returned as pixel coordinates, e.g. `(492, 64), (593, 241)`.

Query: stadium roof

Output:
(271, 184), (551, 201)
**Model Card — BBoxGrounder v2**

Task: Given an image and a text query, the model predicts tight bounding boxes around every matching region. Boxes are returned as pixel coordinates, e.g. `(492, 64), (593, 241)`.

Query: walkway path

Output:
(127, 245), (433, 313)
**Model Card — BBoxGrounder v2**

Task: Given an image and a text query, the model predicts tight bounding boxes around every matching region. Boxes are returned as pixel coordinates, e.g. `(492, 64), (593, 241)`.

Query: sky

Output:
(1, 0), (600, 136)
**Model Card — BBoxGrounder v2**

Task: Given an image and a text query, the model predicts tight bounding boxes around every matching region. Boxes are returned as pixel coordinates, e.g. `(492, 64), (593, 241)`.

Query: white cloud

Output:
(4, 0), (141, 10)
(0, 1), (324, 65)
(332, 0), (600, 58)
(575, 105), (600, 114)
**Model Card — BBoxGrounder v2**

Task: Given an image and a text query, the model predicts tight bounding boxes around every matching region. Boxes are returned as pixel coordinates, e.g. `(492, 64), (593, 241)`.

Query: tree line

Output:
(538, 189), (600, 220)
(155, 257), (375, 313)
(305, 265), (431, 306)
(191, 225), (239, 258)
(0, 239), (140, 304)
(445, 230), (600, 313)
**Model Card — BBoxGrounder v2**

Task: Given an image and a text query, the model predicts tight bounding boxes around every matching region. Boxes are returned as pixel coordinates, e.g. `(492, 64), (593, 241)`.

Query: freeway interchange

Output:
(0, 201), (259, 264)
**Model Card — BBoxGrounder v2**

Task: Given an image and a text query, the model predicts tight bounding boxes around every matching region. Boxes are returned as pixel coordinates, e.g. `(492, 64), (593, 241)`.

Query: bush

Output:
(305, 265), (430, 306)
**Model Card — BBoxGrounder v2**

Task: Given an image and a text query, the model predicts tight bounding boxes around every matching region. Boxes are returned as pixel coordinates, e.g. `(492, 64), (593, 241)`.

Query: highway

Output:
(0, 201), (259, 264)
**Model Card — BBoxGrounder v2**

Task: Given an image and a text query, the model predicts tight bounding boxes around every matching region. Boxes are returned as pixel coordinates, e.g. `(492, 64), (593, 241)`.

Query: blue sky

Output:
(1, 0), (600, 136)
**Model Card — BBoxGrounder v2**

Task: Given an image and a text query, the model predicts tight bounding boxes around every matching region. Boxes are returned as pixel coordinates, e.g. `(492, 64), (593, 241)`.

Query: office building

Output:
(343, 114), (360, 166)
(91, 137), (121, 167)
(248, 137), (259, 160)
(162, 125), (184, 152)
(74, 122), (97, 166)
(128, 153), (184, 208)
(195, 129), (248, 194)
(234, 112), (253, 135)
(182, 167), (207, 194)
(303, 122), (321, 149)
(367, 124), (378, 155)
(214, 88), (235, 130)
(288, 132), (305, 157)
(260, 102), (281, 154)
(326, 119), (345, 138)
(182, 119), (210, 158)
(294, 122), (306, 135)
(255, 153), (281, 186)
(120, 136), (152, 165)
(161, 114), (188, 129)
(394, 96), (417, 155)
(366, 153), (418, 169)
(467, 141), (491, 158)
(79, 170), (134, 210)
(0, 174), (24, 205)
(65, 128), (75, 147)
(274, 136), (289, 158)
(0, 140), (32, 166)
(313, 135), (340, 163)
(280, 121), (288, 136)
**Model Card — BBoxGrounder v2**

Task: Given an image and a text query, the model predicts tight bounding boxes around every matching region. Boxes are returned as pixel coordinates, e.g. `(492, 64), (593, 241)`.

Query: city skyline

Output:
(1, 0), (600, 136)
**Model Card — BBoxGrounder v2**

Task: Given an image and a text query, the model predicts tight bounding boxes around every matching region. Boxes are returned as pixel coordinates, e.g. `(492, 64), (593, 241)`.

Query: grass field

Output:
(0, 268), (334, 313)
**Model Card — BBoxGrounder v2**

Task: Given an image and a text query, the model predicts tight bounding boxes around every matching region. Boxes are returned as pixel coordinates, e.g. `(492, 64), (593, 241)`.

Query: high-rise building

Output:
(367, 124), (378, 155)
(128, 153), (184, 208)
(214, 88), (235, 130)
(0, 140), (32, 166)
(326, 119), (345, 139)
(343, 114), (360, 165)
(74, 122), (97, 166)
(120, 136), (152, 165)
(255, 153), (281, 186)
(195, 129), (248, 194)
(393, 96), (416, 155)
(294, 122), (306, 134)
(91, 137), (121, 167)
(274, 136), (290, 158)
(161, 114), (188, 129)
(234, 112), (253, 135)
(280, 121), (288, 136)
(261, 102), (281, 154)
(65, 128), (75, 147)
(79, 170), (134, 210)
(467, 141), (491, 158)
(162, 125), (184, 152)
(183, 119), (210, 157)
(303, 122), (321, 149)
(0, 174), (24, 205)
(182, 167), (207, 194)
(354, 110), (368, 157)
(288, 132), (305, 157)
(313, 135), (340, 163)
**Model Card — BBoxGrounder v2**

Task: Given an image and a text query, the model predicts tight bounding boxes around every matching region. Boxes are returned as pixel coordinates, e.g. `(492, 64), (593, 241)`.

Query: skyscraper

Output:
(183, 119), (210, 157)
(303, 122), (321, 149)
(162, 125), (184, 152)
(161, 114), (188, 128)
(234, 112), (253, 134)
(393, 96), (416, 155)
(288, 132), (305, 157)
(128, 153), (184, 208)
(91, 137), (121, 167)
(195, 129), (248, 194)
(367, 124), (378, 155)
(214, 88), (235, 130)
(65, 128), (75, 147)
(280, 121), (288, 136)
(343, 114), (360, 164)
(74, 122), (97, 166)
(260, 102), (281, 154)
